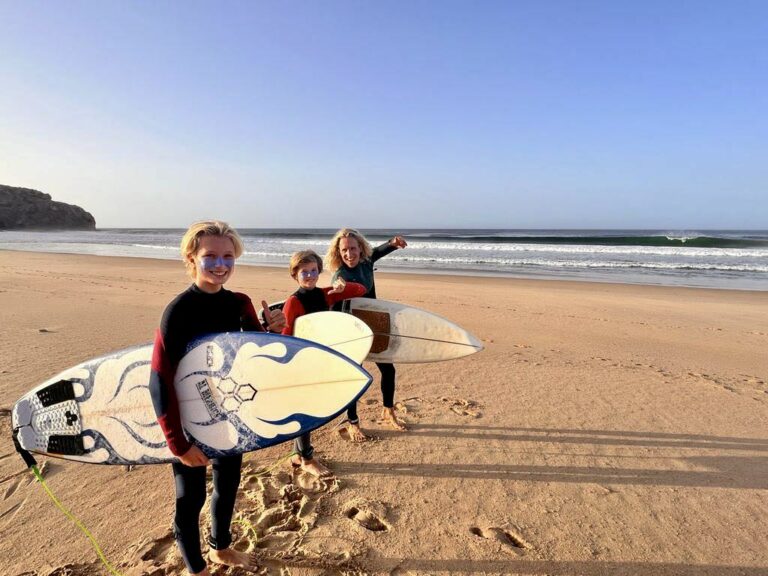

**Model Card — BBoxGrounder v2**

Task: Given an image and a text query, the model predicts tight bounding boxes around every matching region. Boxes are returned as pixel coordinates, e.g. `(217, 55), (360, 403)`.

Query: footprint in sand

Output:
(342, 498), (391, 532)
(1, 461), (49, 502)
(440, 397), (481, 418)
(120, 529), (185, 575)
(394, 396), (424, 415)
(0, 501), (25, 526)
(741, 375), (766, 386)
(135, 531), (177, 562)
(469, 525), (530, 554)
(115, 460), (358, 574)
(291, 467), (339, 494)
(2, 477), (26, 501)
(234, 462), (345, 559)
(256, 504), (303, 534)
(236, 468), (366, 573)
(34, 562), (105, 575)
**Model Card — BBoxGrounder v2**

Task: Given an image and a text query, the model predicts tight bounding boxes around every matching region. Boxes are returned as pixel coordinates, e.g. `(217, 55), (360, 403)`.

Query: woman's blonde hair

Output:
(289, 250), (323, 279)
(324, 228), (372, 272)
(180, 220), (244, 278)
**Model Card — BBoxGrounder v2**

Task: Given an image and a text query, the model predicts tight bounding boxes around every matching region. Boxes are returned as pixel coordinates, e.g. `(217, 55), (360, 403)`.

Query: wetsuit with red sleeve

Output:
(281, 282), (367, 337)
(280, 281), (365, 459)
(150, 284), (262, 455)
(149, 284), (262, 574)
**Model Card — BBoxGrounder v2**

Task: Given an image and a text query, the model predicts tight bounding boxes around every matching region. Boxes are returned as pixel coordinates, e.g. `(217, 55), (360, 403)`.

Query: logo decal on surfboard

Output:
(196, 379), (224, 419)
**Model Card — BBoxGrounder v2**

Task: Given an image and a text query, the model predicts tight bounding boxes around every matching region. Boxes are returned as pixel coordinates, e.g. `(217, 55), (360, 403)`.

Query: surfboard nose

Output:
(174, 332), (373, 455)
(466, 330), (484, 353)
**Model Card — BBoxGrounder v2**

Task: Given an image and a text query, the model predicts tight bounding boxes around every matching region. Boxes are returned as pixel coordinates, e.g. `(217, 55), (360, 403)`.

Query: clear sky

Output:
(1, 1), (766, 229)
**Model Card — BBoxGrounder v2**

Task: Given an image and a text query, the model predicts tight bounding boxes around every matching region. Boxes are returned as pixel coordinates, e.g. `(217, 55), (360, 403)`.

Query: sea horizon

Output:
(1, 227), (766, 291)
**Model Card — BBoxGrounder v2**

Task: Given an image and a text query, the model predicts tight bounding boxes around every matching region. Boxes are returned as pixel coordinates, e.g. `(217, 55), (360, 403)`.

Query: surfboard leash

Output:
(244, 449), (296, 479)
(12, 432), (125, 576)
(232, 517), (259, 543)
(30, 465), (125, 576)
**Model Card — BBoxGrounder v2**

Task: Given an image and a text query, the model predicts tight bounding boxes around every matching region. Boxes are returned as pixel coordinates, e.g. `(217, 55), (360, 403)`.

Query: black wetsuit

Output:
(149, 285), (261, 574)
(332, 241), (398, 423)
(282, 283), (366, 458)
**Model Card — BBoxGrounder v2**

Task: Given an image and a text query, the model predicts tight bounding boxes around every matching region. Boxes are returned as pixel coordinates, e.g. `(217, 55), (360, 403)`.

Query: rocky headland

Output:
(0, 184), (96, 230)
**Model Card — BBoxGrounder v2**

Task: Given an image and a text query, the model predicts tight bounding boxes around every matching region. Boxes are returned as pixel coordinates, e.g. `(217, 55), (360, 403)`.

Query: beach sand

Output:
(0, 250), (766, 576)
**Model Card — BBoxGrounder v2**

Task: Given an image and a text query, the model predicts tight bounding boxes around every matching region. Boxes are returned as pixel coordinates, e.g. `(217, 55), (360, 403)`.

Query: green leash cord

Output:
(31, 465), (125, 576)
(26, 451), (294, 575)
(17, 433), (293, 576)
(246, 450), (296, 478)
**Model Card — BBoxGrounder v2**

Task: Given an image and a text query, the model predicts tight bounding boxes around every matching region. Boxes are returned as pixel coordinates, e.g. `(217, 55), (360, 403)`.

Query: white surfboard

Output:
(12, 316), (372, 465)
(294, 311), (373, 364)
(340, 298), (483, 363)
(262, 299), (483, 363)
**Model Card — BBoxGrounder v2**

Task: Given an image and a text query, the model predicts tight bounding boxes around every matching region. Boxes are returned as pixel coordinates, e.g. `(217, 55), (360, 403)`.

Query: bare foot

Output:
(291, 455), (334, 478)
(382, 407), (407, 431)
(345, 421), (370, 443)
(209, 548), (258, 571)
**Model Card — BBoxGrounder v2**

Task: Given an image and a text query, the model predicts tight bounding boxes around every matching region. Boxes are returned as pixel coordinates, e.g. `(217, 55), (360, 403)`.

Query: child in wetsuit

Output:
(281, 249), (366, 477)
(149, 220), (284, 575)
(325, 228), (408, 442)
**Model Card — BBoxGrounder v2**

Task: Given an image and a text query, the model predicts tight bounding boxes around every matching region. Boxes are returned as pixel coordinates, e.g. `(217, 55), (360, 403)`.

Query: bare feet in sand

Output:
(208, 548), (258, 571)
(382, 407), (407, 431)
(291, 454), (333, 478)
(340, 421), (370, 443)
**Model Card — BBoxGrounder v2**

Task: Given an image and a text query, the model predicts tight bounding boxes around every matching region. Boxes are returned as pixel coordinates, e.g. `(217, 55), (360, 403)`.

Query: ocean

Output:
(1, 228), (766, 291)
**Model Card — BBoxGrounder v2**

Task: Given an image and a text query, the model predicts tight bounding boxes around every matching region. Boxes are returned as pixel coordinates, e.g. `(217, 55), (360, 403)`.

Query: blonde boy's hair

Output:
(324, 228), (372, 272)
(180, 220), (244, 278)
(289, 250), (323, 278)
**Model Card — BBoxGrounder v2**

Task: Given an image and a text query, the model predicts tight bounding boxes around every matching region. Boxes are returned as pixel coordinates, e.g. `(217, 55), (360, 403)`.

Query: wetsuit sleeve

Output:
(371, 240), (398, 263)
(235, 293), (265, 332)
(149, 328), (192, 457)
(281, 295), (305, 336)
(324, 281), (367, 306)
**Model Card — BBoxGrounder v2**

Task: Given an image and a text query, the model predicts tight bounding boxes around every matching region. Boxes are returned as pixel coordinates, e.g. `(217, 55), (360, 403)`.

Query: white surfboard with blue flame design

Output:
(12, 315), (373, 465)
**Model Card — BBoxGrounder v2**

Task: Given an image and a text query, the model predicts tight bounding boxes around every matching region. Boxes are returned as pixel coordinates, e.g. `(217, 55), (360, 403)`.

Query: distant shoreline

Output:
(2, 227), (766, 291)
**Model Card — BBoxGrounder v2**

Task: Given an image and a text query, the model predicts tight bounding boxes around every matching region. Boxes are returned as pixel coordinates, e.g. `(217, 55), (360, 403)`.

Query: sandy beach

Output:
(0, 249), (766, 576)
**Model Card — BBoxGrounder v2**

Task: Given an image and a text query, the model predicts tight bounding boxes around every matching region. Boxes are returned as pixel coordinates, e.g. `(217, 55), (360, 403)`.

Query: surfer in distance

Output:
(325, 228), (408, 441)
(149, 220), (285, 575)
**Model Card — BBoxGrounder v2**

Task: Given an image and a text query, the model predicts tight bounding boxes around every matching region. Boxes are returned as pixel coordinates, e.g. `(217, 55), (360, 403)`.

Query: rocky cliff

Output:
(0, 184), (96, 230)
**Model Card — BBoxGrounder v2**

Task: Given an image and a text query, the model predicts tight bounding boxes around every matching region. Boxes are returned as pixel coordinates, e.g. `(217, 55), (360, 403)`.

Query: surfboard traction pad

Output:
(13, 379), (86, 456)
(349, 309), (391, 353)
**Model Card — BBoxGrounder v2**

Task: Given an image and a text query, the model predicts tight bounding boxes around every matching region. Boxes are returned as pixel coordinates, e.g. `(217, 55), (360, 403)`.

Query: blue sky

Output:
(1, 1), (765, 229)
